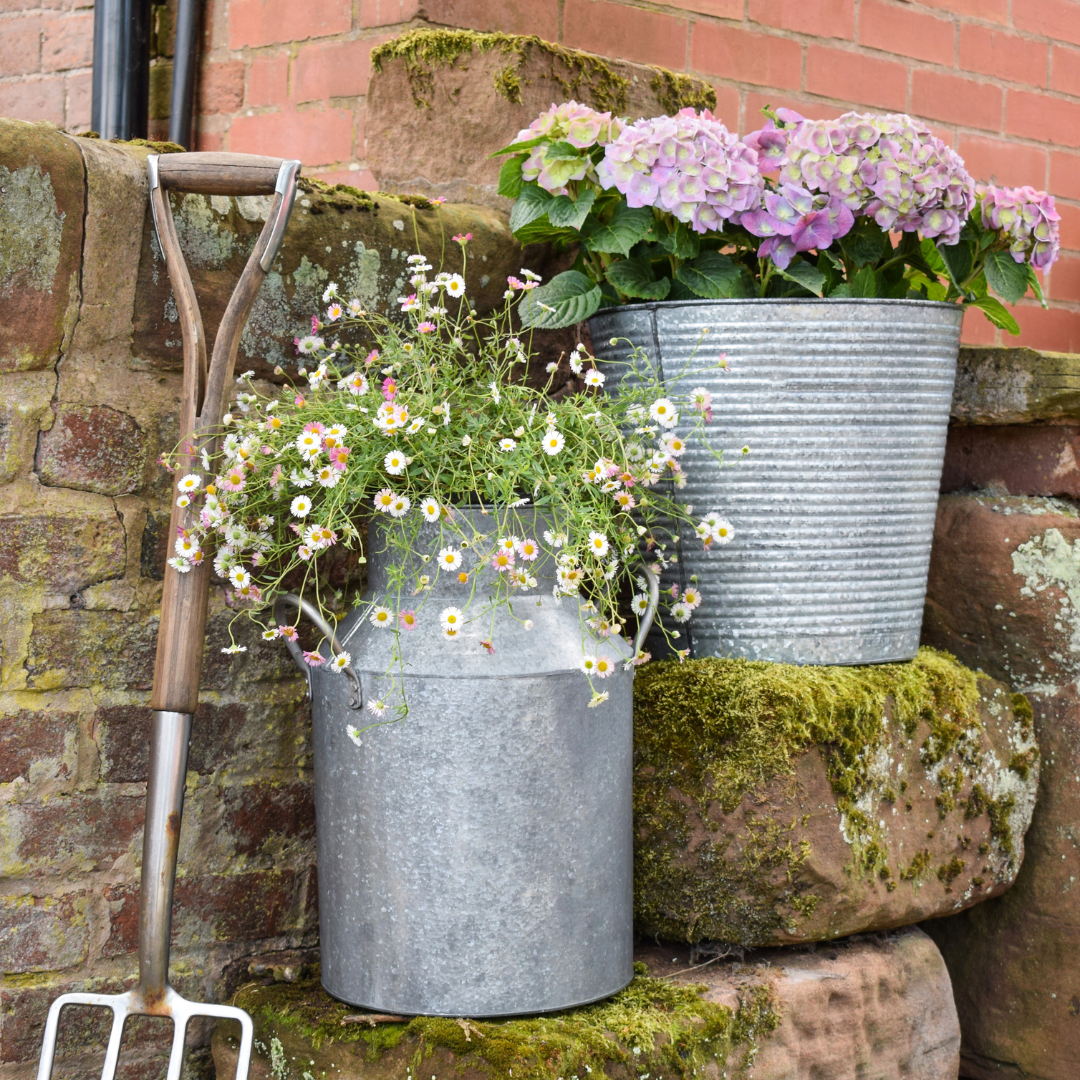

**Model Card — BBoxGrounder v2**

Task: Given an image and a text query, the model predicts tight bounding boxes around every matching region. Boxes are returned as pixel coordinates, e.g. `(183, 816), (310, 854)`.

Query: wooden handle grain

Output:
(156, 152), (285, 195)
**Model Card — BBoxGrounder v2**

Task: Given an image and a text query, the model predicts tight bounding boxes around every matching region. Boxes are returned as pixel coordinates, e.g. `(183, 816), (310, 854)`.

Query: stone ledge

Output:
(953, 345), (1080, 425)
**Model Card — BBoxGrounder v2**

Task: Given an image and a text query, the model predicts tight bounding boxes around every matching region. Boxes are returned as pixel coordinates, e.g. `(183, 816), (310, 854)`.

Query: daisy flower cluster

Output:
(160, 242), (732, 715)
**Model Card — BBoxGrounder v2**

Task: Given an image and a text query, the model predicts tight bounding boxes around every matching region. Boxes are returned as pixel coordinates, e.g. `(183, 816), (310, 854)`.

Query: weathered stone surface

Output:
(921, 493), (1080, 1080)
(0, 119), (83, 372)
(366, 29), (717, 208)
(952, 346), (1080, 425)
(212, 928), (958, 1080)
(25, 609), (157, 689)
(0, 892), (91, 973)
(0, 708), (77, 783)
(36, 404), (148, 495)
(942, 423), (1080, 498)
(0, 370), (57, 484)
(633, 648), (1037, 947)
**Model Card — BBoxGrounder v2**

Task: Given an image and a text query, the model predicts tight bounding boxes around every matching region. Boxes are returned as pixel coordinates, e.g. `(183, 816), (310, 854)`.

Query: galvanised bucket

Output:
(287, 508), (636, 1017)
(590, 298), (963, 666)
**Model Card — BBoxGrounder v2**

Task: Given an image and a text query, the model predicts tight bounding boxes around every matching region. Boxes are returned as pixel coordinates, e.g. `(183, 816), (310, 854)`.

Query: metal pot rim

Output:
(589, 296), (962, 316)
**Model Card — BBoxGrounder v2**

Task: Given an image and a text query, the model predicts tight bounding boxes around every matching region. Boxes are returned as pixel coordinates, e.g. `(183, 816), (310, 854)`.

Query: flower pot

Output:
(279, 508), (638, 1017)
(590, 298), (962, 666)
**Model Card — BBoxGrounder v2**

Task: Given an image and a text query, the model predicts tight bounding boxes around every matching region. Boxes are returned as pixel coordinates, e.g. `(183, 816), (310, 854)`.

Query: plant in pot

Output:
(495, 102), (1061, 665)
(161, 241), (725, 1017)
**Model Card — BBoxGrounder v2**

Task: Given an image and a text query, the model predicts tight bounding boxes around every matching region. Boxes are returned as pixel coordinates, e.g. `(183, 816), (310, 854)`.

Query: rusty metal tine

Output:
(98, 1003), (128, 1080)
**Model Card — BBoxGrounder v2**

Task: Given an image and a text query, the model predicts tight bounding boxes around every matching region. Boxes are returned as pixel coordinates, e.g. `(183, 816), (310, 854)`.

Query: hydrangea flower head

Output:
(596, 108), (765, 233)
(513, 101), (624, 194)
(980, 184), (1060, 270)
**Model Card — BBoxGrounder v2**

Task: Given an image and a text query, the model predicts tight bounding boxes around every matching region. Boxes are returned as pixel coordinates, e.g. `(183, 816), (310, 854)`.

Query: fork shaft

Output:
(138, 711), (192, 998)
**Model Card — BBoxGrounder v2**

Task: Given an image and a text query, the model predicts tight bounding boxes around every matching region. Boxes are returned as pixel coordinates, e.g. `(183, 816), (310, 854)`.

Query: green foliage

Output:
(519, 269), (603, 325)
(606, 256), (671, 300)
(676, 251), (741, 298)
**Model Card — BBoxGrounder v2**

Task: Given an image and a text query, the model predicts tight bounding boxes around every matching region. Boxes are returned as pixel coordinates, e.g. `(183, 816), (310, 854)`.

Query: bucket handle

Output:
(633, 568), (661, 659)
(273, 593), (363, 711)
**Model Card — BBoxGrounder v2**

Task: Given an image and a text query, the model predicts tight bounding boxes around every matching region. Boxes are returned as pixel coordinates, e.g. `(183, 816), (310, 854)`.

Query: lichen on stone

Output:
(233, 962), (778, 1080)
(0, 163), (64, 295)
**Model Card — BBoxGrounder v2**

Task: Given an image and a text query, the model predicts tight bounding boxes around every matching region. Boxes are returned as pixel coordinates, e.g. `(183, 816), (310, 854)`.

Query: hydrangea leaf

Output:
(547, 189), (597, 231)
(849, 266), (877, 298)
(582, 206), (655, 257)
(509, 185), (554, 235)
(1025, 264), (1047, 307)
(606, 258), (672, 300)
(938, 239), (973, 293)
(984, 249), (1030, 305)
(489, 135), (547, 157)
(544, 140), (584, 162)
(519, 270), (603, 329)
(970, 296), (1020, 335)
(655, 222), (701, 260)
(676, 252), (740, 299)
(778, 258), (826, 297)
(497, 156), (526, 199)
(839, 220), (889, 267)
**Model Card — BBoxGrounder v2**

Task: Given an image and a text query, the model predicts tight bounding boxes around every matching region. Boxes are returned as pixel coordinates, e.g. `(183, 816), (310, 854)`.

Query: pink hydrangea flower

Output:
(980, 184), (1061, 270)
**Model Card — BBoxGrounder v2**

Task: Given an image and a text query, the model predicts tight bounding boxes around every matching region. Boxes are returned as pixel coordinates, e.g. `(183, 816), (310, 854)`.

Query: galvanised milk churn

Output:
(277, 507), (654, 1017)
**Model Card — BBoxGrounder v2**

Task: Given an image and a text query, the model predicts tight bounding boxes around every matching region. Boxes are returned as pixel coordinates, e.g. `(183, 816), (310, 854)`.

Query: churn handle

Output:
(273, 593), (363, 710)
(633, 568), (661, 657)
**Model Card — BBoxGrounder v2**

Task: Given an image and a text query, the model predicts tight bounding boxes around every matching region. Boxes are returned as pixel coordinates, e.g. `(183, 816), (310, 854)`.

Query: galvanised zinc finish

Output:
(590, 298), (962, 666)
(307, 509), (634, 1017)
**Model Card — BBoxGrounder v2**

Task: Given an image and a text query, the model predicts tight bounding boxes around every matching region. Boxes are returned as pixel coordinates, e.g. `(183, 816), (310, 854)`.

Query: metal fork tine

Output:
(99, 1005), (127, 1080)
(165, 1014), (188, 1080)
(34, 998), (63, 1080)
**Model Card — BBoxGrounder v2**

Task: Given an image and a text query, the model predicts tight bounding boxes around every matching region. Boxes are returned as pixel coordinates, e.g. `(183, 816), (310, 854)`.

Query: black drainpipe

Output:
(91, 0), (151, 140)
(169, 0), (201, 149)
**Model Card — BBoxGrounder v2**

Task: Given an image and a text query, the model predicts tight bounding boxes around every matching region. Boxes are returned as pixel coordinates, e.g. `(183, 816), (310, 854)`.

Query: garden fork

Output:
(36, 151), (301, 1080)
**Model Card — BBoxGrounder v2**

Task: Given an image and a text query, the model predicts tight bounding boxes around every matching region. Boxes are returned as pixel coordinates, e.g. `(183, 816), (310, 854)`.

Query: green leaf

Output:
(509, 185), (554, 235)
(544, 140), (582, 162)
(970, 296), (1020, 335)
(839, 219), (889, 267)
(546, 188), (596, 231)
(489, 135), (546, 157)
(512, 219), (579, 247)
(655, 222), (700, 260)
(984, 249), (1030, 305)
(938, 240), (973, 293)
(828, 283), (853, 298)
(850, 266), (877, 298)
(582, 205), (655, 257)
(907, 270), (948, 302)
(606, 258), (671, 300)
(778, 258), (826, 297)
(497, 156), (525, 199)
(676, 251), (740, 299)
(1026, 263), (1047, 307)
(519, 270), (603, 329)
(920, 238), (948, 276)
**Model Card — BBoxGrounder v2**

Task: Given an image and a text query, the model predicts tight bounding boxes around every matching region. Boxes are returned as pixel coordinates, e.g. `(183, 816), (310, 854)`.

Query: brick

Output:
(26, 610), (156, 690)
(1014, 303), (1080, 353)
(956, 135), (1047, 189)
(0, 16), (42, 76)
(416, 0), (557, 38)
(916, 0), (1007, 22)
(0, 76), (65, 122)
(1016, 0), (1080, 51)
(0, 509), (126, 593)
(41, 11), (93, 73)
(1007, 90), (1080, 149)
(309, 166), (378, 187)
(806, 45), (907, 111)
(294, 37), (377, 102)
(65, 70), (91, 128)
(0, 894), (90, 973)
(229, 107), (354, 166)
(360, 0), (420, 28)
(1051, 46), (1080, 98)
(711, 83), (740, 131)
(173, 870), (299, 944)
(200, 59), (245, 114)
(690, 23), (802, 90)
(195, 128), (225, 151)
(36, 404), (147, 495)
(563, 0), (687, 70)
(0, 708), (77, 783)
(228, 0), (351, 50)
(0, 791), (144, 877)
(744, 92), (843, 131)
(748, 0), (854, 40)
(1, 978), (124, 1064)
(959, 305), (999, 345)
(246, 52), (288, 107)
(221, 782), (315, 855)
(1056, 200), (1080, 251)
(95, 701), (249, 781)
(660, 0), (741, 15)
(1052, 149), (1080, 199)
(912, 70), (1003, 133)
(960, 26), (1048, 89)
(858, 0), (954, 67)
(1048, 252), (1080, 301)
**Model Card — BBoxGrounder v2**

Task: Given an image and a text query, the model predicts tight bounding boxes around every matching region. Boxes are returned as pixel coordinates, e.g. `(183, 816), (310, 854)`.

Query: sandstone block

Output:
(633, 648), (1037, 946)
(212, 928), (958, 1080)
(366, 29), (718, 208)
(0, 892), (91, 974)
(942, 423), (1080, 498)
(220, 782), (315, 857)
(36, 404), (148, 495)
(0, 707), (77, 783)
(0, 119), (83, 372)
(0, 370), (57, 484)
(26, 609), (157, 689)
(952, 345), (1080, 424)
(921, 493), (1080, 1080)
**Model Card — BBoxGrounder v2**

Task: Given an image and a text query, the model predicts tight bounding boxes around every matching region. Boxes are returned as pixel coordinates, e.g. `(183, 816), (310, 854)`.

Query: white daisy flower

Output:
(631, 594), (650, 615)
(670, 601), (692, 623)
(437, 547), (462, 571)
(339, 371), (369, 395)
(407, 417), (425, 434)
(168, 556), (191, 573)
(583, 368), (606, 388)
(346, 724), (363, 746)
(444, 274), (466, 298)
(374, 488), (396, 513)
(326, 302), (343, 321)
(498, 536), (518, 553)
(229, 567), (251, 589)
(322, 282), (338, 302)
(316, 466), (340, 488)
(662, 434), (687, 457)
(290, 467), (314, 488)
(569, 350), (584, 375)
(682, 587), (703, 609)
(499, 438), (517, 452)
(650, 398), (678, 428)
(296, 431), (322, 458)
(516, 537), (539, 560)
(291, 495), (312, 517)
(581, 656), (597, 674)
(175, 536), (200, 558)
(367, 698), (388, 716)
(177, 473), (201, 493)
(542, 430), (564, 455)
(587, 531), (610, 557)
(593, 655), (616, 678)
(543, 529), (567, 548)
(221, 643), (247, 654)
(331, 651), (352, 671)
(384, 450), (407, 475)
(176, 495), (191, 508)
(369, 607), (393, 628)
(388, 494), (411, 518)
(440, 606), (463, 631)
(420, 497), (440, 523)
(700, 512), (734, 544)
(588, 691), (610, 707)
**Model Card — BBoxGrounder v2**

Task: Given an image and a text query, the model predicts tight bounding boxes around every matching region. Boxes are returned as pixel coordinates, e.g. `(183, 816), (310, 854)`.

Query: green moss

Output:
(297, 177), (379, 212)
(1011, 692), (1034, 729)
(937, 856), (966, 887)
(649, 68), (717, 114)
(234, 964), (779, 1080)
(493, 64), (524, 105)
(633, 647), (984, 941)
(900, 850), (932, 882)
(1008, 747), (1038, 781)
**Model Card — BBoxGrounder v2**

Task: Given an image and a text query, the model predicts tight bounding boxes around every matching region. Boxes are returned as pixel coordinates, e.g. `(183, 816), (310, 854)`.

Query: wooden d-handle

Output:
(153, 151), (291, 196)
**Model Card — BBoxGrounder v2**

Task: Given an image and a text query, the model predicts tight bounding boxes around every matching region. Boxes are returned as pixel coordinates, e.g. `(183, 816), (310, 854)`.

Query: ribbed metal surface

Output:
(308, 509), (634, 1017)
(590, 299), (962, 665)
